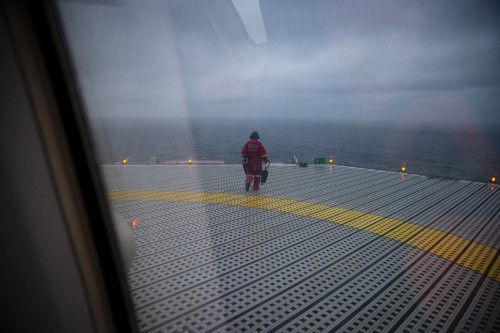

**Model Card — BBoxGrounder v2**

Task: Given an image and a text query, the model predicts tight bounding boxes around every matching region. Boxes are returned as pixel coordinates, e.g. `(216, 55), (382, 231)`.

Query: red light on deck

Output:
(130, 219), (139, 227)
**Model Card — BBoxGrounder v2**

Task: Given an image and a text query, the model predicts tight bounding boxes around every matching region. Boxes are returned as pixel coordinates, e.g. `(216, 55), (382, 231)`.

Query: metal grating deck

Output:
(102, 165), (500, 332)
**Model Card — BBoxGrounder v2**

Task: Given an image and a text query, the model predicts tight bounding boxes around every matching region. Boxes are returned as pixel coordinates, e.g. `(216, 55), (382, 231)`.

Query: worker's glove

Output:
(242, 158), (248, 164)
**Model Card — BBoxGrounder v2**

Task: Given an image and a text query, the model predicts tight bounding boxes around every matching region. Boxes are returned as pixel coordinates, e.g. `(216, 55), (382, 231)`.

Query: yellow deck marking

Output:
(408, 229), (445, 252)
(365, 218), (402, 235)
(109, 190), (500, 282)
(432, 235), (469, 262)
(457, 243), (496, 274)
(386, 223), (422, 243)
(488, 256), (500, 281)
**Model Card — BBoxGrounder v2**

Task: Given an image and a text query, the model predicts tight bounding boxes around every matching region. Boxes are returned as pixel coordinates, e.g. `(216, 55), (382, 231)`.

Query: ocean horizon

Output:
(90, 117), (499, 183)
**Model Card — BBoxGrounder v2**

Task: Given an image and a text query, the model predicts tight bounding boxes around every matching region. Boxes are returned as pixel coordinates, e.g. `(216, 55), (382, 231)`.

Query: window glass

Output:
(56, 1), (500, 332)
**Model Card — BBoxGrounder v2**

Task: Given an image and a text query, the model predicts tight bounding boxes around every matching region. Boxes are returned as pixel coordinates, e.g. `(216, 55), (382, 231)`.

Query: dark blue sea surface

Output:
(92, 118), (499, 183)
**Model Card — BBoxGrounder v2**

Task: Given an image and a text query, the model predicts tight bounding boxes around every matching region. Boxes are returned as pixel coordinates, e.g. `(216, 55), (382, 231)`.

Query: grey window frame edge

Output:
(1, 1), (137, 332)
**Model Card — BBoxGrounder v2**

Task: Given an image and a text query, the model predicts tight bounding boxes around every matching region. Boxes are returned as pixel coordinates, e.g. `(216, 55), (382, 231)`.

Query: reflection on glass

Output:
(54, 0), (500, 332)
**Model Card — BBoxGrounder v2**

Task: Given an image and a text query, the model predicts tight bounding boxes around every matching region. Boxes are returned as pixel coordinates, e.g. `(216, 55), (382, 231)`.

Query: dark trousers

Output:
(245, 157), (263, 190)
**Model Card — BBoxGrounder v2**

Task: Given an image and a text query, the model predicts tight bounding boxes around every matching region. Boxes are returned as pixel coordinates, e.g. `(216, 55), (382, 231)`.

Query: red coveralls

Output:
(242, 139), (268, 190)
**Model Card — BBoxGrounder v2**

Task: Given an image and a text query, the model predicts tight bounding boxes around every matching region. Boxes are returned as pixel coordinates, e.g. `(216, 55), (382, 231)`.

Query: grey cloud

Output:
(58, 0), (500, 126)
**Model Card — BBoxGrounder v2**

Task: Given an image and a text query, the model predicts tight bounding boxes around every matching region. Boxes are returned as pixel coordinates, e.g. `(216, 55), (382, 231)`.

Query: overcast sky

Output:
(59, 0), (500, 127)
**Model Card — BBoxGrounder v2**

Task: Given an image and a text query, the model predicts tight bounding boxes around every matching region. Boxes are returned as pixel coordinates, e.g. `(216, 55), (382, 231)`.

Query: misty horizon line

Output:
(90, 115), (500, 129)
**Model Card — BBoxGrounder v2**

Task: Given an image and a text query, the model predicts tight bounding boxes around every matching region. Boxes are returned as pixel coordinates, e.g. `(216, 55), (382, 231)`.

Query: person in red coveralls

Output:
(242, 131), (269, 191)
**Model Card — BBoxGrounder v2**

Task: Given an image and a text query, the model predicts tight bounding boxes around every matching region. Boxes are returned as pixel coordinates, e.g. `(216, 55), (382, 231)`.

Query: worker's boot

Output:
(245, 183), (251, 191)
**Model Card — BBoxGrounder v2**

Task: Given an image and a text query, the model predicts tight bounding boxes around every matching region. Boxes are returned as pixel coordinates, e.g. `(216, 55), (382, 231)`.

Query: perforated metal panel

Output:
(102, 165), (500, 332)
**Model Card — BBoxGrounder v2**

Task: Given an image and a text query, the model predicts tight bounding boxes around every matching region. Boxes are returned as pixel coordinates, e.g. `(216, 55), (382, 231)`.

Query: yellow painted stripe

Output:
(109, 190), (500, 282)
(457, 243), (496, 274)
(488, 256), (500, 281)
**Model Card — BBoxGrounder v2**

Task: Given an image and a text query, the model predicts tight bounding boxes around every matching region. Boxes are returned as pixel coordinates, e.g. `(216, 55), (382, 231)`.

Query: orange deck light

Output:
(188, 158), (193, 164)
(401, 164), (406, 172)
(492, 176), (497, 183)
(131, 219), (139, 227)
(122, 159), (128, 165)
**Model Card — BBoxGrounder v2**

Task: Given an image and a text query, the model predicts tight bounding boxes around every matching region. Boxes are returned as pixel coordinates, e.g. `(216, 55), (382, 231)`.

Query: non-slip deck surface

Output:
(102, 165), (500, 332)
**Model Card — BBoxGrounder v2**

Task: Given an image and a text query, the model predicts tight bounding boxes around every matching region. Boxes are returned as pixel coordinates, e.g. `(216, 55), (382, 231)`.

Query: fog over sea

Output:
(92, 118), (499, 183)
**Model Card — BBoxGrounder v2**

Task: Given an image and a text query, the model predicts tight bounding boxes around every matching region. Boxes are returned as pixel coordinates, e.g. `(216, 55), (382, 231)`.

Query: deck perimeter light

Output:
(401, 163), (407, 172)
(131, 219), (139, 227)
(188, 158), (193, 164)
(122, 159), (128, 165)
(492, 176), (497, 183)
(329, 155), (334, 164)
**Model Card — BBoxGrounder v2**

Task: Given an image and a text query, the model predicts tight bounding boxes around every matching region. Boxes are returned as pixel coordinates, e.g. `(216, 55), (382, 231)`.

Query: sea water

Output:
(92, 117), (499, 183)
